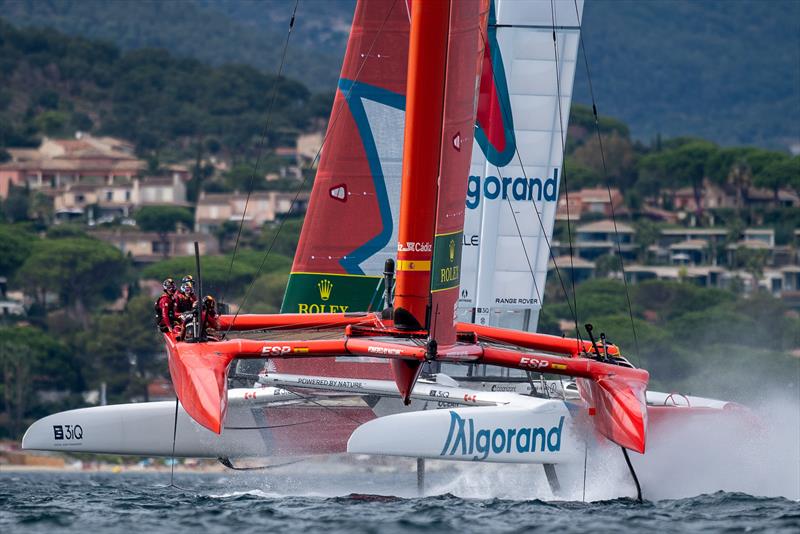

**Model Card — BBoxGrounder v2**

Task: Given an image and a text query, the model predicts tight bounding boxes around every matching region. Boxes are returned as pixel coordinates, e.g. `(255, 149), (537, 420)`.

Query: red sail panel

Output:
(428, 0), (489, 345)
(283, 0), (411, 312)
(277, 0), (410, 381)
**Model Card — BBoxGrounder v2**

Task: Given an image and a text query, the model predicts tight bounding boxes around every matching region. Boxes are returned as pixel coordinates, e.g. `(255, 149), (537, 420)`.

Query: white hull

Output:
(21, 388), (300, 458)
(23, 374), (740, 465)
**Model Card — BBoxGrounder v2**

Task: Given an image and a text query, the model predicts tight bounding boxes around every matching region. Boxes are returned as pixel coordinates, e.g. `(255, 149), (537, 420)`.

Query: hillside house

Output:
(0, 134), (189, 222)
(571, 219), (636, 261)
(195, 190), (309, 233)
(91, 229), (218, 263)
(556, 187), (626, 222)
(53, 173), (189, 223)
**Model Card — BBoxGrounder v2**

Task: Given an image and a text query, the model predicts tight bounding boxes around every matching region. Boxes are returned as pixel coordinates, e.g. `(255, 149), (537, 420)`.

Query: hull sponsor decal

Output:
(440, 411), (565, 460)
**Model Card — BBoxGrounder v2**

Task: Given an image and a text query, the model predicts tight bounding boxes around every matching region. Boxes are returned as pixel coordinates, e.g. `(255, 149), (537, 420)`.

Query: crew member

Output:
(176, 280), (197, 314)
(155, 278), (178, 333)
(201, 295), (220, 338)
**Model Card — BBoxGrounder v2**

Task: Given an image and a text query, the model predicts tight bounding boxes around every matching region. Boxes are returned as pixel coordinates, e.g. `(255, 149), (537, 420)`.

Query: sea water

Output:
(3, 392), (797, 532)
(0, 468), (797, 534)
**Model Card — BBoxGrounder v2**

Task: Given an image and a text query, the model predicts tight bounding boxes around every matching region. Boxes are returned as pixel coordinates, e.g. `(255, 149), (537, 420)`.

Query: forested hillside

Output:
(0, 19), (331, 160)
(1, 0), (797, 149)
(577, 0), (800, 148)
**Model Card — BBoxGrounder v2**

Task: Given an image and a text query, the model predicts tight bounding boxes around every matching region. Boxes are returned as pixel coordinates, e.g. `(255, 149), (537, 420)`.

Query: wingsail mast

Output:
(388, 0), (488, 398)
(392, 0), (450, 333)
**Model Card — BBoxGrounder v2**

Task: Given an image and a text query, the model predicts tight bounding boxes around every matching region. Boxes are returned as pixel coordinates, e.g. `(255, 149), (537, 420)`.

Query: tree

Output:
(76, 295), (163, 401)
(634, 220), (661, 262)
(0, 326), (69, 438)
(594, 254), (622, 277)
(733, 245), (769, 291)
(141, 250), (291, 301)
(33, 111), (70, 136)
(15, 237), (131, 326)
(0, 224), (35, 278)
(255, 217), (305, 258)
(571, 133), (637, 190)
(754, 156), (798, 201)
(4, 185), (30, 222)
(671, 141), (717, 218)
(247, 272), (289, 313)
(223, 164), (268, 192)
(632, 279), (734, 324)
(135, 206), (194, 257)
(214, 220), (241, 253)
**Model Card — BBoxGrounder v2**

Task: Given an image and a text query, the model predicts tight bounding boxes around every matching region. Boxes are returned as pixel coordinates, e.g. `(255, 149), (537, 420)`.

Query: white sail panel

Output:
(459, 0), (583, 331)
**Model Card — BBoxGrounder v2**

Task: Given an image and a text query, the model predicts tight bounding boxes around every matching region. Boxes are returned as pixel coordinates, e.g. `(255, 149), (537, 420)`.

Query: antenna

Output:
(584, 323), (601, 358)
(194, 241), (205, 342)
(382, 258), (395, 319)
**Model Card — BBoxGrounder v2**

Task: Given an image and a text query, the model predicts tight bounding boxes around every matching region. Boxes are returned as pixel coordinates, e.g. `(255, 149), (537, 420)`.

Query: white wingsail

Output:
(459, 0), (584, 332)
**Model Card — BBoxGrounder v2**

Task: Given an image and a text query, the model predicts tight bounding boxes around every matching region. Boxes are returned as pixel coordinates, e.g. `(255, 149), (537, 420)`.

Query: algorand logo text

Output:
(466, 169), (559, 210)
(440, 411), (565, 460)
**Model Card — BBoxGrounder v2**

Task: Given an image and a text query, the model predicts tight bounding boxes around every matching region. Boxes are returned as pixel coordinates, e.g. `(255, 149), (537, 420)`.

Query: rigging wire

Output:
(220, 0), (301, 303)
(572, 0), (641, 364)
(549, 0), (582, 349)
(282, 388), (371, 426)
(224, 0), (401, 335)
(582, 421), (589, 502)
(476, 26), (580, 343)
(501, 179), (543, 308)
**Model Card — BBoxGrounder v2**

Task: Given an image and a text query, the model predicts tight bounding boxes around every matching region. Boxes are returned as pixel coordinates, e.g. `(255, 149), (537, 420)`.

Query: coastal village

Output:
(1, 131), (798, 318)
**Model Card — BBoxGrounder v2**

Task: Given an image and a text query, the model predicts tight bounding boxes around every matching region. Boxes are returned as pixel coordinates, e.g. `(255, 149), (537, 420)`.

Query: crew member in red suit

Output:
(155, 278), (178, 333)
(201, 295), (220, 339)
(176, 280), (197, 314)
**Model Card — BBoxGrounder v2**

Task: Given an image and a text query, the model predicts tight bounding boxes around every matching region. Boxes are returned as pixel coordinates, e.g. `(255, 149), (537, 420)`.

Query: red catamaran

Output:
(23, 0), (748, 497)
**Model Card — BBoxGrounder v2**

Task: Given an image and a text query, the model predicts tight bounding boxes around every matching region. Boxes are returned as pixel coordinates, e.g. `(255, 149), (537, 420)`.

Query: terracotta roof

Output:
(548, 255), (594, 269)
(576, 219), (634, 233)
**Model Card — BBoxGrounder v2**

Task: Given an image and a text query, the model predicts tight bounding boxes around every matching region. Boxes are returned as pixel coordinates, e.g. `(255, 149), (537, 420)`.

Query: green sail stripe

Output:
(281, 272), (384, 314)
(431, 231), (463, 292)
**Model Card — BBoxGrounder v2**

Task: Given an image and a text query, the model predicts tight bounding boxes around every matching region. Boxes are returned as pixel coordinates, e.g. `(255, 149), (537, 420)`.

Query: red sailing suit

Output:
(202, 306), (220, 332)
(175, 291), (197, 314)
(156, 292), (177, 333)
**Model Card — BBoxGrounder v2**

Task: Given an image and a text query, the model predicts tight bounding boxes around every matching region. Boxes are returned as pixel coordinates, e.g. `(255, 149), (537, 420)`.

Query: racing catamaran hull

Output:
(20, 387), (372, 458)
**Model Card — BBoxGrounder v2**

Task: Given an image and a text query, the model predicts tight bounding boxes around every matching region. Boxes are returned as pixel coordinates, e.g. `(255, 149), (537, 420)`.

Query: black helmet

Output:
(163, 278), (177, 293)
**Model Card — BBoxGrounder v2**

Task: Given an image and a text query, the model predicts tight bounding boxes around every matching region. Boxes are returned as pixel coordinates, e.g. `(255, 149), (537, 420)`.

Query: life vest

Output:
(175, 292), (197, 314)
